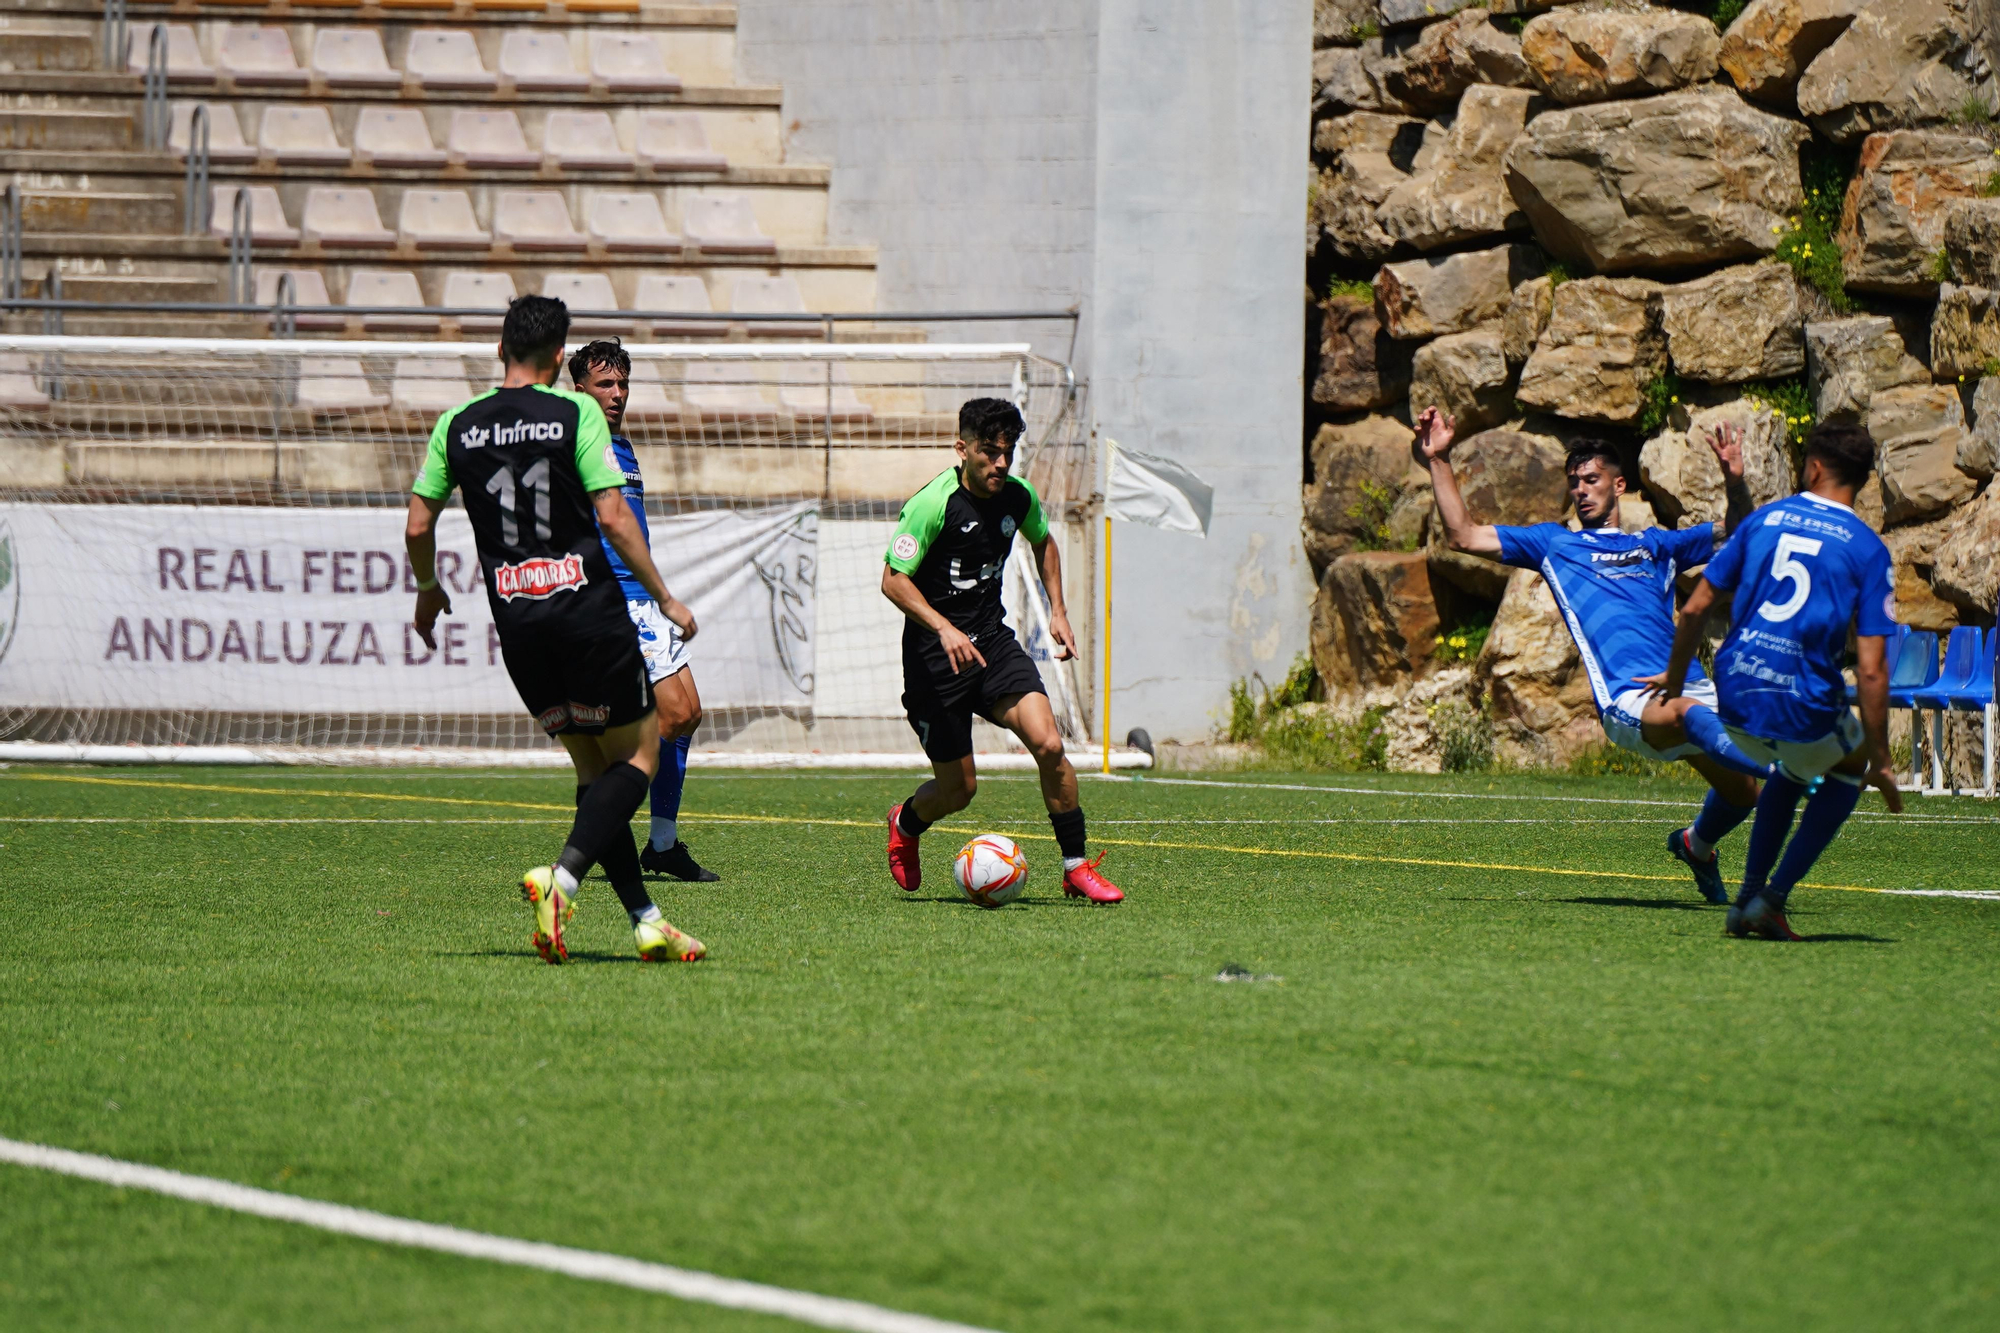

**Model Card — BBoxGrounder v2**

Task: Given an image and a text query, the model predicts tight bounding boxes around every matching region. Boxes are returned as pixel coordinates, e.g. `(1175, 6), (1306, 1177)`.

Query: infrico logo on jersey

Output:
(493, 553), (587, 601)
(461, 419), (566, 450)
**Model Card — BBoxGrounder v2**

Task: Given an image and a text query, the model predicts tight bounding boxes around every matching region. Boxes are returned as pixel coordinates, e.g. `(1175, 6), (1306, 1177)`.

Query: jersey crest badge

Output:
(1000, 516), (1017, 539)
(494, 553), (587, 601)
(891, 533), (920, 563)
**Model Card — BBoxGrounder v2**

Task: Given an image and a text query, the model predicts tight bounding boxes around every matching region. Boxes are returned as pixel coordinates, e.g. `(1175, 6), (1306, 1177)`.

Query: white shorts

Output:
(627, 598), (690, 685)
(1601, 677), (1720, 763)
(1726, 712), (1865, 783)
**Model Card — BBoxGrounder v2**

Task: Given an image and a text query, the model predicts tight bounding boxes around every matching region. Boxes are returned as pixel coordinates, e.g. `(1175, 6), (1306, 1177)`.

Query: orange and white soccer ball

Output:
(954, 834), (1028, 908)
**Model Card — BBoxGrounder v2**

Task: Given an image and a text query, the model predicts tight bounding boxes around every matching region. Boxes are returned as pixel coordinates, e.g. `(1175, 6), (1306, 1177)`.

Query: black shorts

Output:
(500, 618), (654, 737)
(902, 628), (1047, 763)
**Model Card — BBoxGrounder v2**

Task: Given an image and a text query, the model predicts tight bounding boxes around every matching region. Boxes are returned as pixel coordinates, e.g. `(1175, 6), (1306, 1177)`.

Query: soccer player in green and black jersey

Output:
(403, 295), (707, 964)
(880, 397), (1123, 903)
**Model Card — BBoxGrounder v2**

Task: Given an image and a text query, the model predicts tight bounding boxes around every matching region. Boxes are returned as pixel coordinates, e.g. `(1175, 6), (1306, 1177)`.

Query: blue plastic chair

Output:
(1887, 629), (1940, 711)
(1913, 627), (1986, 793)
(1852, 622), (1910, 704)
(1942, 629), (1998, 796)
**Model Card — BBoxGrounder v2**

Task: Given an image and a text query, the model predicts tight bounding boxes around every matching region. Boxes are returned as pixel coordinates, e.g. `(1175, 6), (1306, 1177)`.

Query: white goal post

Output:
(0, 335), (1135, 767)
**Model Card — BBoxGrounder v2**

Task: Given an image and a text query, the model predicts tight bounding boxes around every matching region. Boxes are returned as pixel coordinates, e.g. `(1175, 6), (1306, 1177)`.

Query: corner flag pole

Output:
(1101, 514), (1112, 775)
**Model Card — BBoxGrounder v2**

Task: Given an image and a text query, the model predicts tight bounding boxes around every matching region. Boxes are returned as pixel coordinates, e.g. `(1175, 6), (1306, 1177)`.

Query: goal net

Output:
(0, 336), (1100, 766)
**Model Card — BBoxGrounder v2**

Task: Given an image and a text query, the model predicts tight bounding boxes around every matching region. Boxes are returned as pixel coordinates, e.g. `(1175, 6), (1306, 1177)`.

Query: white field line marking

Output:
(0, 1137), (1002, 1333)
(4, 814), (1981, 829)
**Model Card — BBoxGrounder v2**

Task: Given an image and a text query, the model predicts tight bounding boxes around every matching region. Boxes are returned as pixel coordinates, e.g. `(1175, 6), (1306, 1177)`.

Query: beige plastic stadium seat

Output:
(683, 195), (775, 253)
(218, 26), (309, 86)
(635, 112), (726, 172)
(354, 107), (446, 169)
(257, 105), (351, 166)
(310, 30), (402, 88)
(779, 362), (873, 421)
(301, 187), (395, 247)
(347, 270), (436, 331)
(544, 111), (631, 171)
(391, 357), (473, 414)
(440, 270), (515, 332)
(0, 354), (51, 411)
(624, 359), (678, 419)
(589, 33), (681, 93)
(210, 184), (299, 244)
(254, 268), (342, 329)
(585, 193), (679, 252)
(406, 29), (497, 90)
(169, 102), (256, 163)
(731, 275), (819, 338)
(296, 357), (388, 414)
(498, 31), (588, 92)
(542, 273), (628, 332)
(633, 274), (716, 336)
(682, 361), (777, 421)
(399, 189), (490, 250)
(492, 191), (584, 250)
(128, 25), (214, 82)
(448, 109), (540, 170)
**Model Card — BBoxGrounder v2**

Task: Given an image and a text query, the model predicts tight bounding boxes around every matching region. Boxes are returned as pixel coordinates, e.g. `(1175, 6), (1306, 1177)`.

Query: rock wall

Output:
(1306, 0), (2000, 756)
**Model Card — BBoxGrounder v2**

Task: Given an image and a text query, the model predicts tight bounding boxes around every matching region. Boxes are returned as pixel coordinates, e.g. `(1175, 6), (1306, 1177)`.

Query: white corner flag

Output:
(1104, 439), (1214, 538)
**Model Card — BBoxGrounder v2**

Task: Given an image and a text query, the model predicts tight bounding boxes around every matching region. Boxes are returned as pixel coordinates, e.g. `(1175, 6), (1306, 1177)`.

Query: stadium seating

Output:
(635, 112), (727, 172)
(545, 111), (632, 170)
(390, 356), (473, 413)
(398, 190), (490, 249)
(354, 107), (447, 168)
(682, 195), (776, 253)
(0, 354), (51, 411)
(310, 30), (403, 88)
(731, 274), (819, 337)
(779, 362), (874, 420)
(625, 360), (679, 419)
(170, 102), (257, 162)
(254, 268), (342, 328)
(301, 187), (396, 247)
(440, 270), (515, 331)
(634, 274), (717, 335)
(585, 193), (680, 251)
(448, 109), (540, 169)
(218, 27), (310, 86)
(296, 356), (389, 414)
(1913, 627), (1991, 795)
(498, 31), (588, 92)
(493, 191), (585, 249)
(256, 105), (351, 166)
(406, 30), (497, 90)
(210, 185), (299, 244)
(128, 25), (213, 82)
(345, 269), (435, 331)
(590, 33), (682, 93)
(541, 273), (628, 332)
(682, 361), (778, 420)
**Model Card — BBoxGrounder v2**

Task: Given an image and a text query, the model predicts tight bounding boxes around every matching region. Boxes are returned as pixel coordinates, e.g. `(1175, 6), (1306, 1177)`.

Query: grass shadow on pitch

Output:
(438, 949), (643, 966)
(1554, 895), (1715, 913)
(896, 893), (1067, 910)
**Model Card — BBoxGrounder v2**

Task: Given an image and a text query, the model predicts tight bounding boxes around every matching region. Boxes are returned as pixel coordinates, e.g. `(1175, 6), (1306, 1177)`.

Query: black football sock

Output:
(1050, 807), (1087, 862)
(897, 798), (933, 838)
(558, 761), (651, 899)
(595, 825), (656, 919)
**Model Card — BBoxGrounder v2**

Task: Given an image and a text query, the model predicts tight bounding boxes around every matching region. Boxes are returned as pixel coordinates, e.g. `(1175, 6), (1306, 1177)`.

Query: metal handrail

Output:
(102, 0), (129, 75)
(41, 269), (61, 338)
(227, 187), (252, 305)
(272, 270), (295, 340)
(181, 104), (210, 235)
(0, 297), (1080, 325)
(142, 23), (169, 150)
(1, 184), (19, 302)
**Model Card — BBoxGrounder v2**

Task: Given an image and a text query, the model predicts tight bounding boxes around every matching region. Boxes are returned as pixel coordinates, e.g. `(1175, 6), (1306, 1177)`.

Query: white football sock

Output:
(632, 904), (663, 925)
(1685, 828), (1717, 861)
(1063, 856), (1087, 872)
(553, 864), (580, 894)
(650, 816), (677, 851)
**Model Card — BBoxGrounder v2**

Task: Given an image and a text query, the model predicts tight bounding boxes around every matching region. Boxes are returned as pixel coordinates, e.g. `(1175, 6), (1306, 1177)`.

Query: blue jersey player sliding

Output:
(568, 340), (720, 883)
(1655, 423), (1902, 941)
(1419, 407), (1770, 904)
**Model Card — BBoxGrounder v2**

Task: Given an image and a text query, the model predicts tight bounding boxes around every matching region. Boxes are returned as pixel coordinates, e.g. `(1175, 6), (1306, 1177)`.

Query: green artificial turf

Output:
(2, 765), (1998, 1331)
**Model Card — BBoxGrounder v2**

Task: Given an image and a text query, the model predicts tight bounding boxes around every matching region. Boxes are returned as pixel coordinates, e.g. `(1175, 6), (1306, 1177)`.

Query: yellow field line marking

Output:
(0, 772), (1955, 900)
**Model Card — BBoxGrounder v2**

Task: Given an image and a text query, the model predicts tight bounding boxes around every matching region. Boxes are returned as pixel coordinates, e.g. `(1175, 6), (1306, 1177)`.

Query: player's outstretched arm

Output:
(1658, 576), (1719, 702)
(881, 565), (985, 674)
(404, 494), (452, 650)
(1702, 420), (1755, 539)
(592, 489), (698, 641)
(1415, 406), (1503, 559)
(1033, 536), (1077, 661)
(1854, 633), (1904, 813)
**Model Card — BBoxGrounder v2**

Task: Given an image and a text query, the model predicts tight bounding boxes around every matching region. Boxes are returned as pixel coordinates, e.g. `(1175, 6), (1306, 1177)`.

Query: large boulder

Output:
(1313, 112), (1427, 260)
(1477, 568), (1600, 766)
(1942, 197), (2000, 287)
(1638, 400), (1795, 527)
(1882, 514), (1963, 630)
(1385, 10), (1531, 112)
(1410, 324), (1515, 433)
(1303, 415), (1420, 575)
(1520, 7), (1721, 104)
(1314, 293), (1414, 410)
(1503, 274), (1555, 364)
(1804, 315), (1930, 420)
(1961, 373), (2000, 478)
(1316, 0), (1379, 47)
(1375, 243), (1545, 339)
(1838, 130), (1991, 297)
(1929, 282), (2000, 379)
(1795, 0), (1989, 143)
(1869, 383), (1979, 522)
(1426, 426), (1570, 599)
(1315, 41), (1420, 117)
(1503, 86), (1808, 273)
(1658, 262), (1807, 382)
(1719, 0), (1867, 107)
(1514, 277), (1667, 423)
(1930, 482), (2000, 614)
(1376, 84), (1539, 252)
(1379, 0), (1485, 30)
(1311, 551), (1443, 694)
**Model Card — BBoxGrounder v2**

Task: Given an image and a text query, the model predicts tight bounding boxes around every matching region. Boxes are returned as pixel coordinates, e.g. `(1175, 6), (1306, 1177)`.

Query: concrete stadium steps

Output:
(18, 187), (180, 233)
(0, 108), (136, 149)
(0, 24), (98, 72)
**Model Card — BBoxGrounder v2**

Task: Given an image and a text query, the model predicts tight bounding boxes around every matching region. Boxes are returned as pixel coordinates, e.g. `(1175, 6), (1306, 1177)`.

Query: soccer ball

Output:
(954, 834), (1028, 908)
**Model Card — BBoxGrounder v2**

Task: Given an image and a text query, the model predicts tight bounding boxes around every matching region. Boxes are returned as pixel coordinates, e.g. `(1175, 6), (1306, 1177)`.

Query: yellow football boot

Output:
(519, 866), (575, 965)
(634, 914), (706, 963)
